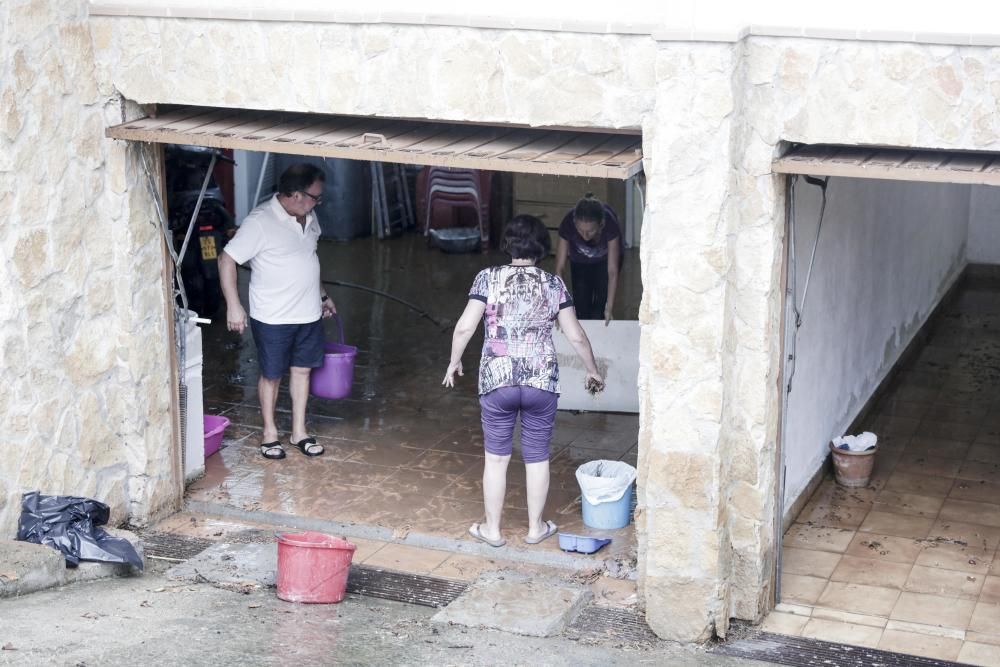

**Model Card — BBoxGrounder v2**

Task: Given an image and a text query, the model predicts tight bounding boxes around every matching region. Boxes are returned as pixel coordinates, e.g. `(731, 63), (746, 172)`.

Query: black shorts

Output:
(249, 318), (325, 380)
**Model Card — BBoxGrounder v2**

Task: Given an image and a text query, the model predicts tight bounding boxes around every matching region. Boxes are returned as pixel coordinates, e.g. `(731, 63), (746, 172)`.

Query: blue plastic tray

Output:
(558, 532), (612, 554)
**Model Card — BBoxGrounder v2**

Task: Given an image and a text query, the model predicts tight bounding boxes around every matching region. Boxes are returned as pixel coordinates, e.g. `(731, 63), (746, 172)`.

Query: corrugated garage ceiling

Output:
(106, 106), (644, 180)
(774, 144), (1000, 185)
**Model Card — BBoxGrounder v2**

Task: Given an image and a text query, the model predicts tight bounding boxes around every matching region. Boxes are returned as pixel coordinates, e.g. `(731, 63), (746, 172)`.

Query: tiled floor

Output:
(183, 234), (640, 574)
(766, 275), (1000, 666)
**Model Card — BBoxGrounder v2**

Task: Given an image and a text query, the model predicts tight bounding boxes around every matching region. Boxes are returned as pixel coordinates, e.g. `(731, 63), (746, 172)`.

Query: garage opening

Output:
(768, 144), (1000, 657)
(107, 106), (645, 574)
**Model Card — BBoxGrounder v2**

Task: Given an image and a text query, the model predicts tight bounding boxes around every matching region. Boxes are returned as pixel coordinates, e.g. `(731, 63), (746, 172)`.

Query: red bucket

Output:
(309, 315), (357, 400)
(276, 531), (356, 603)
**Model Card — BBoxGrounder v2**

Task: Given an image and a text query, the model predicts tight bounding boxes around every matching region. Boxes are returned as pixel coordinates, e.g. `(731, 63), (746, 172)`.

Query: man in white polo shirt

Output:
(219, 163), (336, 460)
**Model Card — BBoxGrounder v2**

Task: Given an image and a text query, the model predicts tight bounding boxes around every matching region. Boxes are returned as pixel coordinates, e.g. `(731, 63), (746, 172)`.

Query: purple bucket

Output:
(310, 315), (357, 400)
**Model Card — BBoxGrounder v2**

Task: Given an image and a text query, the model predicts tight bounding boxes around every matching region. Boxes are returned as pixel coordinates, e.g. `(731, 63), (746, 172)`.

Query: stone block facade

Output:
(0, 1), (179, 542)
(3, 0), (1000, 642)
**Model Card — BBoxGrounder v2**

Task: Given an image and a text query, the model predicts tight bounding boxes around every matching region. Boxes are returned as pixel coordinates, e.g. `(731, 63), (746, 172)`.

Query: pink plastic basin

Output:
(203, 414), (230, 458)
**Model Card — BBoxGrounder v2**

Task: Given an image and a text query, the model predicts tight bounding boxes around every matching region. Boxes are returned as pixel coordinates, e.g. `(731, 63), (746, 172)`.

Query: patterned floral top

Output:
(468, 265), (574, 396)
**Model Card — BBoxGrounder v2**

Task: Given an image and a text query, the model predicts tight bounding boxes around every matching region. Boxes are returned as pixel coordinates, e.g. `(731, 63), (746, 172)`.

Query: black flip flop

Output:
(260, 441), (286, 460)
(291, 437), (324, 457)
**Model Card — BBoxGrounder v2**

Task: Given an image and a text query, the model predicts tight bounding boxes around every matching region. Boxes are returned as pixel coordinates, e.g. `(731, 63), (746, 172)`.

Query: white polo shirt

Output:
(223, 195), (322, 325)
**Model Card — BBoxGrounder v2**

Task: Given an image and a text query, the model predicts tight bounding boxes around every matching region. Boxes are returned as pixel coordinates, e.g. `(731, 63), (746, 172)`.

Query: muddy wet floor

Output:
(186, 232), (642, 568)
(770, 273), (1000, 663)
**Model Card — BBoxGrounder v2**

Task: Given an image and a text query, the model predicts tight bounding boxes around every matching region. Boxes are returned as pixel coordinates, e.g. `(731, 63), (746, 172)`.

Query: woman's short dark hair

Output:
(502, 214), (551, 261)
(573, 193), (606, 228)
(278, 163), (326, 196)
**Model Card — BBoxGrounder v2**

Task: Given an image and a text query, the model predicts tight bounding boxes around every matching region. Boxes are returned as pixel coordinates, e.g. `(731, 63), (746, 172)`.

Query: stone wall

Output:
(751, 39), (1000, 150)
(89, 18), (658, 131)
(0, 0), (178, 537)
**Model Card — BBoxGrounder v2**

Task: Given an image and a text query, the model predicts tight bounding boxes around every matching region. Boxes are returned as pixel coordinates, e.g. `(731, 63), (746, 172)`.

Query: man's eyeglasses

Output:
(300, 191), (323, 205)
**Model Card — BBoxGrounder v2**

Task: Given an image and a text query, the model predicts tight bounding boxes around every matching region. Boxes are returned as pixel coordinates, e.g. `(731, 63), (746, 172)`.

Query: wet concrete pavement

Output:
(0, 562), (770, 667)
(188, 233), (643, 573)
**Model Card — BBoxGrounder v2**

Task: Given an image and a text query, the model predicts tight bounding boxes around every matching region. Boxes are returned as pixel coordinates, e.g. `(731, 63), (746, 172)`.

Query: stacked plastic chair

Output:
(423, 167), (488, 249)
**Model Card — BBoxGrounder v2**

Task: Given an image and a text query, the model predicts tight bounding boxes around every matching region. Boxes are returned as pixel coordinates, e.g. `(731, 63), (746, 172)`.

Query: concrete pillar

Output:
(637, 43), (739, 642)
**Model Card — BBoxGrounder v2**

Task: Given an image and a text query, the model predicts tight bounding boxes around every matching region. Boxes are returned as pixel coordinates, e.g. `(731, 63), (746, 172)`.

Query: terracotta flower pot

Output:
(829, 441), (877, 488)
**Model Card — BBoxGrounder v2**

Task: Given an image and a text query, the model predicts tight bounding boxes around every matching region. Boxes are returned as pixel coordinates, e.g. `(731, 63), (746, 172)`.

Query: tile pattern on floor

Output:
(147, 511), (599, 588)
(768, 276), (1000, 666)
(186, 235), (640, 573)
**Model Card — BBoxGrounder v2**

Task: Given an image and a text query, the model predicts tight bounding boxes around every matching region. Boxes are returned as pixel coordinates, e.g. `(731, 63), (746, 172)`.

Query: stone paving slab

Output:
(432, 571), (592, 637)
(0, 540), (65, 598)
(165, 541), (276, 589)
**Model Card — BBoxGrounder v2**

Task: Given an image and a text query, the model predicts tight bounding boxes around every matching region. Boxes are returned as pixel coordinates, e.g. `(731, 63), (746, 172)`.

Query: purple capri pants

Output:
(479, 386), (559, 464)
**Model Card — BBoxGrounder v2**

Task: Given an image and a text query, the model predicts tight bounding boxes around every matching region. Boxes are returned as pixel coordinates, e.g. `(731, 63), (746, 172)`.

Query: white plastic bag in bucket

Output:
(576, 460), (637, 506)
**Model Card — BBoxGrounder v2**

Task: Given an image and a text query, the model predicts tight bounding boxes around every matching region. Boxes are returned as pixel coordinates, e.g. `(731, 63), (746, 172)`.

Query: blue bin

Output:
(581, 483), (633, 530)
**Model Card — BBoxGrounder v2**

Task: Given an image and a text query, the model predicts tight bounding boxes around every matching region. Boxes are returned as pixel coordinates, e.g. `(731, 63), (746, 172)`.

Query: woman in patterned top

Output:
(443, 215), (603, 547)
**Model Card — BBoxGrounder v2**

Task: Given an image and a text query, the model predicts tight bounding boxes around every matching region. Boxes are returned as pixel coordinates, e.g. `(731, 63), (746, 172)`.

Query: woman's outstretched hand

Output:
(442, 360), (464, 387)
(584, 372), (605, 395)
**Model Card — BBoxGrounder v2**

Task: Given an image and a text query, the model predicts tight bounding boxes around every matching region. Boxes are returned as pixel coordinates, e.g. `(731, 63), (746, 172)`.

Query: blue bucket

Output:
(581, 483), (633, 530)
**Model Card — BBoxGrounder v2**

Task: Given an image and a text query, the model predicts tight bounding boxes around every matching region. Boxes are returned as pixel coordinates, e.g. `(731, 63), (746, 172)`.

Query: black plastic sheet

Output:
(16, 491), (143, 570)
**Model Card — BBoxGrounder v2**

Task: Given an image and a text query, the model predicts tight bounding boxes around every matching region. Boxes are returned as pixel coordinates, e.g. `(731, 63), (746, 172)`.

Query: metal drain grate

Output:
(565, 606), (659, 645)
(140, 532), (215, 562)
(712, 632), (966, 666)
(346, 566), (468, 608)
